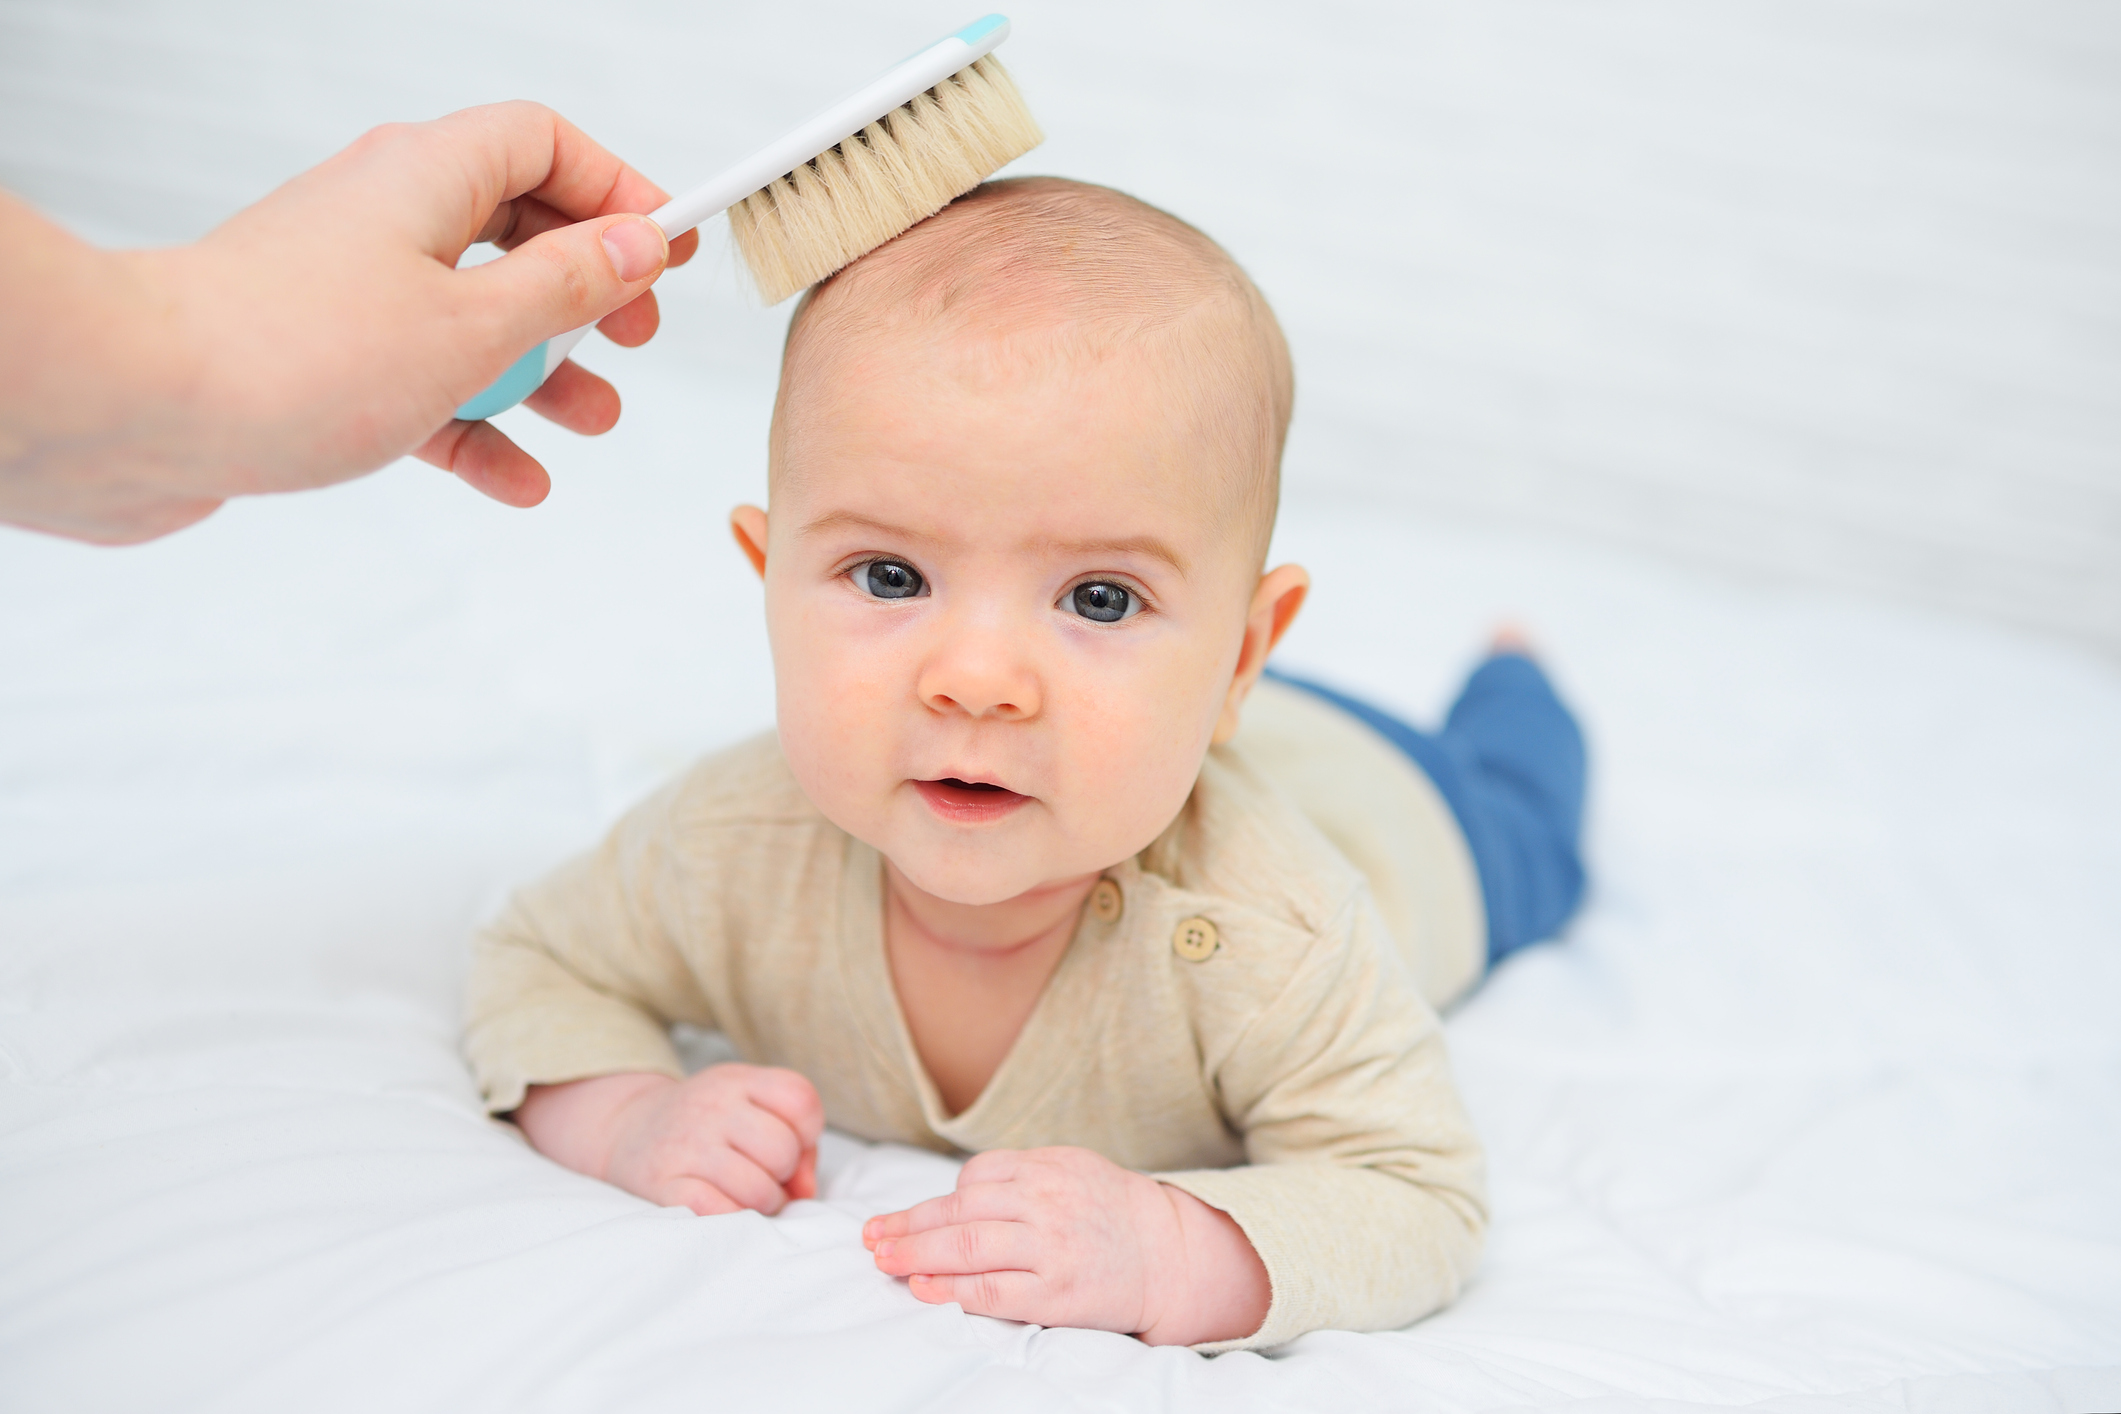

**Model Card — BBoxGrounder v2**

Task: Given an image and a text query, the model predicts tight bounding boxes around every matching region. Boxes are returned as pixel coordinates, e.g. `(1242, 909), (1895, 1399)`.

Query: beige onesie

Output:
(465, 677), (1489, 1351)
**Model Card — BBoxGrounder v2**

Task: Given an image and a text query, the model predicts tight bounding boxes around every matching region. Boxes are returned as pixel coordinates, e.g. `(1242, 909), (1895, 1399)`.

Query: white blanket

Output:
(3, 368), (2117, 1407)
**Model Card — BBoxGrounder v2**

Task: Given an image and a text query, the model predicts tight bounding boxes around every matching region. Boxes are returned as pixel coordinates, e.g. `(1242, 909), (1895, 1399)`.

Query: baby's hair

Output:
(770, 177), (1294, 566)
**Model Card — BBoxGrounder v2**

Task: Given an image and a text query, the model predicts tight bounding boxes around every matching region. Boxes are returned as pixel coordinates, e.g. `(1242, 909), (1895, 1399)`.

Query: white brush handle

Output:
(454, 15), (1013, 422)
(649, 16), (1011, 238)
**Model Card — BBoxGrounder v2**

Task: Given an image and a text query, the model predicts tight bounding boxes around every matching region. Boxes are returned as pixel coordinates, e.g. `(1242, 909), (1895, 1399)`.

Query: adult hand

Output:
(862, 1146), (1271, 1346)
(0, 100), (700, 544)
(515, 1067), (823, 1216)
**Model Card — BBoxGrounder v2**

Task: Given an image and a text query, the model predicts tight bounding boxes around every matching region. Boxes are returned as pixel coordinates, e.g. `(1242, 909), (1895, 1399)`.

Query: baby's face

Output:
(751, 331), (1267, 906)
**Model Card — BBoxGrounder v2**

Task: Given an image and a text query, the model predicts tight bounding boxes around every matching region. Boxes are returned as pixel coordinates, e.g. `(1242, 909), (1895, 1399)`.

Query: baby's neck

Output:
(881, 862), (1101, 1117)
(884, 864), (1100, 958)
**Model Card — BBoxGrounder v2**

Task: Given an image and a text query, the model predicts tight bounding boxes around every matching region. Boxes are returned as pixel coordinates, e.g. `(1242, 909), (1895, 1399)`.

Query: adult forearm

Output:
(0, 194), (207, 542)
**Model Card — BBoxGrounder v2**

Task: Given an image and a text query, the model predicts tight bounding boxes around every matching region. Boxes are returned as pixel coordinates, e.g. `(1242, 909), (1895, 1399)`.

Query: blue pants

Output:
(1265, 655), (1588, 966)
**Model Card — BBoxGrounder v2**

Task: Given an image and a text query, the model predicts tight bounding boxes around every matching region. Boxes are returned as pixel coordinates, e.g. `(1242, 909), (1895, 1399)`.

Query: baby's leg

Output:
(1433, 648), (1588, 963)
(1264, 646), (1587, 967)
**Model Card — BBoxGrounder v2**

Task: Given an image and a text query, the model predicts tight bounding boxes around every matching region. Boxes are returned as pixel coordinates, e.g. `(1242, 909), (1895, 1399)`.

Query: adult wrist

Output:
(0, 194), (215, 542)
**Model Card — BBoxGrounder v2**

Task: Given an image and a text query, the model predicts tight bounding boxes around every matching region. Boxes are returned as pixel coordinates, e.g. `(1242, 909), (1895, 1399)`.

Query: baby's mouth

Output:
(914, 777), (1031, 824)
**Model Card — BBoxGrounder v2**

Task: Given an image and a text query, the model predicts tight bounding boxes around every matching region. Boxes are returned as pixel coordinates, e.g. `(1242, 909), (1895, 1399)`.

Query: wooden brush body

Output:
(729, 55), (1041, 304)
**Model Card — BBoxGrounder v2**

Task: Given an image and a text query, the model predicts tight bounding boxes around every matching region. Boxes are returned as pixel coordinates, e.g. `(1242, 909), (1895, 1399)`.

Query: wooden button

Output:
(1090, 878), (1123, 925)
(1172, 916), (1219, 962)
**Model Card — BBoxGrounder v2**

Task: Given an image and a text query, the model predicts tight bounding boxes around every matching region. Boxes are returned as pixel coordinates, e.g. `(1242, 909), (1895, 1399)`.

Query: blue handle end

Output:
(454, 340), (551, 422)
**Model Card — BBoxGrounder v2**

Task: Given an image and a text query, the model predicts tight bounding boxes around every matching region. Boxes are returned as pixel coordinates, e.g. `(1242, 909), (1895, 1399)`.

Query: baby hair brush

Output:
(456, 14), (1040, 421)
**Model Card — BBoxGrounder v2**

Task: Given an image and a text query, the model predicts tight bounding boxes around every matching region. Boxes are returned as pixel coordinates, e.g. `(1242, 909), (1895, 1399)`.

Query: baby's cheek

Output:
(771, 615), (903, 827)
(1064, 682), (1217, 846)
(779, 695), (890, 832)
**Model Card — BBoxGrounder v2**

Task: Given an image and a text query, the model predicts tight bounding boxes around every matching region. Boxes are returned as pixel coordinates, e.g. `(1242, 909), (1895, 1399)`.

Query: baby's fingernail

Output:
(876, 1241), (894, 1259)
(600, 215), (666, 283)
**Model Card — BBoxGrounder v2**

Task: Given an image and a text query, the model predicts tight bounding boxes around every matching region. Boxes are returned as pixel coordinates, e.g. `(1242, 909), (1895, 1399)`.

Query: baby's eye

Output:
(1064, 581), (1140, 623)
(853, 559), (924, 600)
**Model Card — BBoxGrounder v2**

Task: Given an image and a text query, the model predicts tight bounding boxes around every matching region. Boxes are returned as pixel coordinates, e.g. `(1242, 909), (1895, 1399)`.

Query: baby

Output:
(465, 177), (1587, 1350)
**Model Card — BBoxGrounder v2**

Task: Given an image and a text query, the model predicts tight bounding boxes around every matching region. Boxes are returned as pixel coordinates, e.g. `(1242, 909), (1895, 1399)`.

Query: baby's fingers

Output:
(788, 1147), (817, 1202)
(741, 1068), (826, 1148)
(905, 1271), (1045, 1324)
(863, 1181), (1020, 1248)
(873, 1220), (1036, 1279)
(717, 1102), (809, 1189)
(694, 1146), (795, 1216)
(655, 1176), (742, 1217)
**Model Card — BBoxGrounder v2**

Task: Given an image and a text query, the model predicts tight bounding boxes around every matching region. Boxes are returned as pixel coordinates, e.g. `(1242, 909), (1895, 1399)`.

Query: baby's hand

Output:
(862, 1147), (1270, 1347)
(515, 1066), (823, 1216)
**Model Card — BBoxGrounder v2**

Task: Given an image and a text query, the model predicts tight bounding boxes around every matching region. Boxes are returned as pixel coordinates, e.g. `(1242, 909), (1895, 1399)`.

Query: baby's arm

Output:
(863, 1147), (1268, 1346)
(866, 899), (1484, 1350)
(467, 763), (829, 1217)
(518, 1065), (824, 1216)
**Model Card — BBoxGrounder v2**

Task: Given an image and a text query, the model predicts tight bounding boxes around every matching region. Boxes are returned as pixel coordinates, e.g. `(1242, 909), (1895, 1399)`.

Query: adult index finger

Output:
(433, 103), (698, 265)
(476, 191), (699, 270)
(362, 103), (692, 267)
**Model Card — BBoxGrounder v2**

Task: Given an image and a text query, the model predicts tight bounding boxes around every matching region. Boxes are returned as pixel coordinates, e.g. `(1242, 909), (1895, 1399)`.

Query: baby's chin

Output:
(879, 831), (1077, 908)
(863, 801), (1115, 907)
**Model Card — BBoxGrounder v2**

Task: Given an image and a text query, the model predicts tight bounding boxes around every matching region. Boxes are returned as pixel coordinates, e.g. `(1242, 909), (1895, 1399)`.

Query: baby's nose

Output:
(921, 678), (1035, 721)
(916, 628), (1041, 721)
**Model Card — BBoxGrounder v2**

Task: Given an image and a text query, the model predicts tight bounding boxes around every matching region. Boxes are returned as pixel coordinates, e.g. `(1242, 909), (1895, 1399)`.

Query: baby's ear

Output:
(729, 505), (769, 578)
(1213, 564), (1310, 744)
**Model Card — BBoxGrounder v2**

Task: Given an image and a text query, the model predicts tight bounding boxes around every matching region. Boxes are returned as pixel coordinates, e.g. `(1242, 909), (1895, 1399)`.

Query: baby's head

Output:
(731, 177), (1306, 907)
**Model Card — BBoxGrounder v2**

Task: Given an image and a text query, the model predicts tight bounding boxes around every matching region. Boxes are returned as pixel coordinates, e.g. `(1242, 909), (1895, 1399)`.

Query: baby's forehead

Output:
(790, 254), (1247, 390)
(792, 288), (1249, 420)
(773, 177), (1291, 562)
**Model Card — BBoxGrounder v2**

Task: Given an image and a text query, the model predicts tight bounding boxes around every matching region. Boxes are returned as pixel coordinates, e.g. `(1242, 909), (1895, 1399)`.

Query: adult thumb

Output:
(459, 212), (668, 367)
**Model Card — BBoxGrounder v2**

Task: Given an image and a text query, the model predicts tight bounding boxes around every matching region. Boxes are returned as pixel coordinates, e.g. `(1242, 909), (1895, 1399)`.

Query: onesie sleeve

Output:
(463, 775), (718, 1114)
(1154, 897), (1488, 1352)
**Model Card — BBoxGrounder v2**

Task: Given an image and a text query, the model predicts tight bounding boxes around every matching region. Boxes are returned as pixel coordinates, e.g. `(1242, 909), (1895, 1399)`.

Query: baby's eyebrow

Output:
(798, 512), (1189, 576)
(798, 509), (930, 543)
(1033, 534), (1190, 576)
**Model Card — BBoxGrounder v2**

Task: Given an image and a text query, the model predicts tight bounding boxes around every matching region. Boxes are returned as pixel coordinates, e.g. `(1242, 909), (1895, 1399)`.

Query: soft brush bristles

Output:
(728, 55), (1042, 304)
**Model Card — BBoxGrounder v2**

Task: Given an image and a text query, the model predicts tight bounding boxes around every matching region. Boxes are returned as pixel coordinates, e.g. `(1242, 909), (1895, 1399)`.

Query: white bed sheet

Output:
(3, 353), (2120, 1411)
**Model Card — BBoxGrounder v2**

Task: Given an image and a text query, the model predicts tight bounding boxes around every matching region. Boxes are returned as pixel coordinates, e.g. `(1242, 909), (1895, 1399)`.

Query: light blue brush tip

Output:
(954, 14), (1007, 44)
(454, 341), (550, 422)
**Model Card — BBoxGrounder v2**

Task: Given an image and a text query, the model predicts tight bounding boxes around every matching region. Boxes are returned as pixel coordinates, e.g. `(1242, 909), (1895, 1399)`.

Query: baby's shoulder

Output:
(1150, 746), (1369, 919)
(617, 732), (844, 896)
(1131, 745), (1382, 982)
(661, 731), (826, 832)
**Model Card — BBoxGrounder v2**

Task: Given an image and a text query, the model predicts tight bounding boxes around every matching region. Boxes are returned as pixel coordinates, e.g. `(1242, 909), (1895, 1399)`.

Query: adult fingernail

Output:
(601, 215), (666, 283)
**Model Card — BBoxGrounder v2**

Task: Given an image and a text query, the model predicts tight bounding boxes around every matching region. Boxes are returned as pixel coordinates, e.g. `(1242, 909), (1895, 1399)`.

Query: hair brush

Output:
(456, 14), (1040, 421)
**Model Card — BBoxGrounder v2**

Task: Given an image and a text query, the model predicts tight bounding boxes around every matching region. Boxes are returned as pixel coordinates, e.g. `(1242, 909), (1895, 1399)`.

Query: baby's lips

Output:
(912, 777), (1035, 823)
